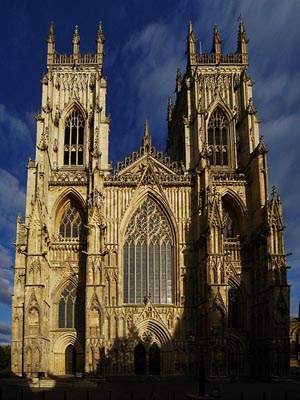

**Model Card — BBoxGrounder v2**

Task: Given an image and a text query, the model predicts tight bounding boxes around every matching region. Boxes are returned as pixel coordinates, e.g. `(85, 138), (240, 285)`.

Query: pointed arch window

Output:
(59, 203), (83, 240)
(64, 109), (84, 166)
(123, 198), (173, 304)
(208, 108), (229, 166)
(58, 282), (79, 328)
(222, 199), (240, 239)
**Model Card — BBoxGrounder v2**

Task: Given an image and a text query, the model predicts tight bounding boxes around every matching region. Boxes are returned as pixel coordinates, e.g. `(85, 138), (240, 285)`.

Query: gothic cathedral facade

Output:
(11, 22), (290, 378)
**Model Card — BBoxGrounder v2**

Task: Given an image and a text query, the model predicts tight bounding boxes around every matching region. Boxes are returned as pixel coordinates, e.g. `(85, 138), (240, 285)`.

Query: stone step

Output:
(30, 379), (97, 388)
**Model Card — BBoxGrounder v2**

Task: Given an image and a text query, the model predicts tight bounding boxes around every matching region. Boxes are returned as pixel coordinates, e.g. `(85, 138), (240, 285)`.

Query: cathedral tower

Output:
(11, 22), (110, 376)
(167, 21), (290, 377)
(11, 22), (289, 379)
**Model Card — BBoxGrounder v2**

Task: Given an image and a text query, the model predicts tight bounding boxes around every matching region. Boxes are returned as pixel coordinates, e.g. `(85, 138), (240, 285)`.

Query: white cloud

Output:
(0, 169), (26, 210)
(116, 20), (186, 152)
(0, 168), (26, 243)
(0, 322), (11, 335)
(0, 104), (35, 178)
(0, 169), (25, 308)
(0, 245), (14, 284)
(0, 104), (32, 141)
(0, 277), (13, 306)
(0, 245), (13, 270)
(0, 335), (11, 344)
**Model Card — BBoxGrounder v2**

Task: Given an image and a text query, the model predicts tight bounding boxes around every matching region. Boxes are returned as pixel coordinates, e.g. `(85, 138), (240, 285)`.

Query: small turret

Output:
(143, 119), (150, 144)
(211, 24), (222, 61)
(72, 25), (80, 61)
(237, 20), (249, 64)
(47, 22), (55, 64)
(96, 21), (105, 64)
(187, 21), (196, 64)
(142, 119), (153, 153)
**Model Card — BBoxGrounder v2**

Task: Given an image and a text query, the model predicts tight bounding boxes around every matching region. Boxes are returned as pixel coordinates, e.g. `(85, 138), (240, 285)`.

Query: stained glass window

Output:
(207, 108), (229, 166)
(123, 198), (173, 304)
(64, 109), (84, 166)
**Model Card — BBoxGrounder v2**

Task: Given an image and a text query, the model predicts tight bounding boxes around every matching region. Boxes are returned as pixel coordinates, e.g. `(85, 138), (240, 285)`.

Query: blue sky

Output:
(0, 0), (299, 345)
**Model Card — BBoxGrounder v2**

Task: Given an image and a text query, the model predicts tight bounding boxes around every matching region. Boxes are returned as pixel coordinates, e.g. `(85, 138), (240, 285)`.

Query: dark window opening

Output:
(64, 109), (85, 166)
(207, 108), (229, 166)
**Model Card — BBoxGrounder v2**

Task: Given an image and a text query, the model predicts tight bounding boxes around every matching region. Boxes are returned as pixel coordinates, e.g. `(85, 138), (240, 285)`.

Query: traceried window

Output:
(208, 108), (229, 166)
(59, 203), (82, 240)
(58, 282), (79, 328)
(64, 109), (84, 166)
(123, 198), (173, 304)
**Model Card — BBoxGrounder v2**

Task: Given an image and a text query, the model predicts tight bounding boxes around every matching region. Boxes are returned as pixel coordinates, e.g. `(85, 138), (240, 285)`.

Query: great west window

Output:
(123, 198), (173, 304)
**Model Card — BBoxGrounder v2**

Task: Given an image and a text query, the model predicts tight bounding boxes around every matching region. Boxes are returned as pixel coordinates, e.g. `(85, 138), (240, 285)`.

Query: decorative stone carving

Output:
(42, 97), (52, 114)
(54, 109), (60, 127)
(37, 127), (49, 151)
(88, 189), (104, 209)
(49, 171), (87, 185)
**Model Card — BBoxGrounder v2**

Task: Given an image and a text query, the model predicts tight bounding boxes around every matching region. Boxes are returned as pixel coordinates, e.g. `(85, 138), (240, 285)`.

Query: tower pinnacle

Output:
(97, 21), (105, 43)
(96, 21), (105, 64)
(142, 120), (152, 150)
(47, 22), (55, 64)
(47, 21), (55, 43)
(187, 21), (196, 64)
(211, 24), (222, 57)
(72, 25), (80, 59)
(237, 20), (249, 64)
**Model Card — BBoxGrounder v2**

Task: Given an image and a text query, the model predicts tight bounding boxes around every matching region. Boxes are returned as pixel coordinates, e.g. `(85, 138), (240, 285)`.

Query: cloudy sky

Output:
(0, 0), (299, 344)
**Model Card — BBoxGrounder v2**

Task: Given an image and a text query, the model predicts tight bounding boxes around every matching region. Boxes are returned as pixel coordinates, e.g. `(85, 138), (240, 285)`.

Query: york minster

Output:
(11, 21), (289, 378)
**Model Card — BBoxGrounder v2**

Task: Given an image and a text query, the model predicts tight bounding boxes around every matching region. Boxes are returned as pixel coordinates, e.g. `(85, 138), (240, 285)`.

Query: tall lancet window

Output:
(58, 282), (79, 328)
(123, 198), (173, 304)
(59, 203), (83, 240)
(207, 108), (229, 166)
(64, 109), (84, 165)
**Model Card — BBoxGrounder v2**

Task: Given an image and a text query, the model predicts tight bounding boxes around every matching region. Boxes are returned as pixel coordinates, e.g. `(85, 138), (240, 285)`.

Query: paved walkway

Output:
(1, 376), (300, 400)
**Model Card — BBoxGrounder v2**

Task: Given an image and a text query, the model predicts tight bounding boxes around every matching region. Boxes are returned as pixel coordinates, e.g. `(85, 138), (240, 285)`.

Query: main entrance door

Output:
(149, 343), (160, 375)
(134, 342), (146, 375)
(65, 345), (76, 375)
(134, 342), (161, 375)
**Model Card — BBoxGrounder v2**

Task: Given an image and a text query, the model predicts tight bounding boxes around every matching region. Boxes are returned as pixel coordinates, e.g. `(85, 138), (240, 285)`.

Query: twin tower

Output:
(11, 21), (289, 378)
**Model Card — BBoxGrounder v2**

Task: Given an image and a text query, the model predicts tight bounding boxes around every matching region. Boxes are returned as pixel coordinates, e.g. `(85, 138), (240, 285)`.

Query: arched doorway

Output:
(65, 345), (76, 375)
(149, 343), (160, 375)
(134, 342), (146, 375)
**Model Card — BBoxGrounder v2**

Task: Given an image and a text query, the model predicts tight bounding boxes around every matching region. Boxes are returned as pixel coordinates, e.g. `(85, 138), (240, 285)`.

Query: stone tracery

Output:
(123, 198), (173, 305)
